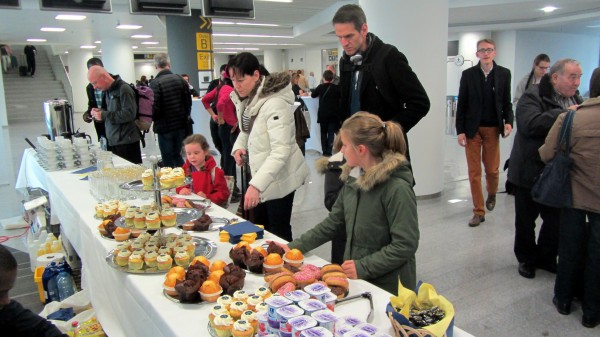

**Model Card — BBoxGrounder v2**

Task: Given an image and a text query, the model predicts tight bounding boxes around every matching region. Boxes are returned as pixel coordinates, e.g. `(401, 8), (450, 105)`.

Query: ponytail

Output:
(341, 112), (406, 158)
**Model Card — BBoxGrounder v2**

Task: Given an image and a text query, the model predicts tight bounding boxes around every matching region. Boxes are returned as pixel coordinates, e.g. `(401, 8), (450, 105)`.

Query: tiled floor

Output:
(0, 115), (596, 336)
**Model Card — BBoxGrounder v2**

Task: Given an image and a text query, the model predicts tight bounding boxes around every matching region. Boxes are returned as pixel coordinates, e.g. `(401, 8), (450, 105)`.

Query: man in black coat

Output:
(23, 45), (36, 77)
(507, 59), (583, 279)
(311, 70), (341, 156)
(82, 57), (108, 146)
(150, 53), (192, 168)
(455, 39), (514, 227)
(333, 4), (430, 164)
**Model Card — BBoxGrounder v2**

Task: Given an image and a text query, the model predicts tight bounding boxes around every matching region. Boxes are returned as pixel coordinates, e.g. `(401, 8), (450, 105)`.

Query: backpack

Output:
(128, 84), (154, 132)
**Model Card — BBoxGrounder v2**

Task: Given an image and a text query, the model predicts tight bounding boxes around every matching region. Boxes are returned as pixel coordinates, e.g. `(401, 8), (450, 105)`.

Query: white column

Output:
(360, 0), (448, 197)
(0, 70), (7, 126)
(67, 50), (93, 113)
(101, 38), (135, 84)
(264, 49), (284, 73)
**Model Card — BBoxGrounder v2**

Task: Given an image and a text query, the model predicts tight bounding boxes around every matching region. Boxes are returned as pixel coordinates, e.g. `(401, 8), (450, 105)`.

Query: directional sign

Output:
(199, 16), (212, 30)
(196, 33), (212, 51)
(197, 52), (213, 71)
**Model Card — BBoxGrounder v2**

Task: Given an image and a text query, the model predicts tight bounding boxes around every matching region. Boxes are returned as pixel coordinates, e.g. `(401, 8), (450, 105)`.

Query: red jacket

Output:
(176, 156), (230, 206)
(201, 84), (237, 127)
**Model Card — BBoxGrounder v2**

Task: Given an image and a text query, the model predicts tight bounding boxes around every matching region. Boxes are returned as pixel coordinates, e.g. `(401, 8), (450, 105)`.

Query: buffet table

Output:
(16, 148), (473, 337)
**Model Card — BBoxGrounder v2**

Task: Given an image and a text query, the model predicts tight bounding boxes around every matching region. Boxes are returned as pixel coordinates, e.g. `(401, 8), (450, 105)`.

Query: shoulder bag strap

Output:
(557, 110), (575, 155)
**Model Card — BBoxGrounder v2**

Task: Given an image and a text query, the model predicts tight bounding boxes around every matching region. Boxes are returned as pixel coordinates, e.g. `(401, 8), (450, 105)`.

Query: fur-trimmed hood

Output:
(340, 152), (412, 191)
(315, 152), (344, 174)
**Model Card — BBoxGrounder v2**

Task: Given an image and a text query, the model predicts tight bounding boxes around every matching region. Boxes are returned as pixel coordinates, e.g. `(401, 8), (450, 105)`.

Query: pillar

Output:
(101, 38), (135, 84)
(264, 49), (284, 73)
(360, 0), (448, 197)
(0, 70), (6, 126)
(67, 50), (93, 113)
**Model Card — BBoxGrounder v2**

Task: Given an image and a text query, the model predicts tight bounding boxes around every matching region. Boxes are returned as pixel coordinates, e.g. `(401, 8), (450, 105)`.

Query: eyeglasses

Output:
(477, 48), (495, 54)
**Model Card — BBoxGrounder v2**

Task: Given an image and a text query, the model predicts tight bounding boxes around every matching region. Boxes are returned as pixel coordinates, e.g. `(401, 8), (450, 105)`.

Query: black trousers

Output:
(513, 185), (560, 266)
(252, 191), (295, 242)
(209, 118), (223, 167)
(27, 56), (35, 76)
(111, 141), (142, 164)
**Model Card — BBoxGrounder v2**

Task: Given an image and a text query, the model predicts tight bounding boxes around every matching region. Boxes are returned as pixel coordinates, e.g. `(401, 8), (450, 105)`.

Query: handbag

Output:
(531, 110), (575, 208)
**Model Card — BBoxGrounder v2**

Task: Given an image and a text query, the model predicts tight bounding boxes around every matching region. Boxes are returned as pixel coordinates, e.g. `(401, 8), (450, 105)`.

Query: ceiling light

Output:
(41, 27), (66, 32)
(55, 14), (86, 21)
(214, 42), (303, 46)
(213, 33), (293, 38)
(214, 47), (260, 51)
(94, 41), (101, 44)
(141, 41), (159, 45)
(541, 6), (558, 13)
(131, 34), (152, 39)
(586, 24), (600, 28)
(80, 45), (97, 49)
(132, 46), (138, 49)
(212, 21), (235, 25)
(256, 0), (293, 3)
(148, 47), (168, 49)
(64, 51), (69, 54)
(117, 24), (142, 30)
(27, 38), (47, 42)
(236, 22), (279, 27)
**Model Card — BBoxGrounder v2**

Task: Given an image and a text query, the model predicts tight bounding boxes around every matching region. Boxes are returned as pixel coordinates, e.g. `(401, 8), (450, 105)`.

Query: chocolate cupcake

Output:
(219, 274), (245, 296)
(267, 241), (285, 256)
(245, 250), (264, 274)
(175, 279), (201, 303)
(229, 247), (249, 269)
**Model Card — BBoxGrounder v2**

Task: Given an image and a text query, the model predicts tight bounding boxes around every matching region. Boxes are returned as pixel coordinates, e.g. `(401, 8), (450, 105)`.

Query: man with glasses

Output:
(508, 59), (583, 279)
(456, 38), (514, 227)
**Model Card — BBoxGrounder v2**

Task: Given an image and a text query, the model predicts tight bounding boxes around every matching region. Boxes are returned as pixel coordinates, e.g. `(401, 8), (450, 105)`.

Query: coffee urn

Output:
(43, 99), (74, 140)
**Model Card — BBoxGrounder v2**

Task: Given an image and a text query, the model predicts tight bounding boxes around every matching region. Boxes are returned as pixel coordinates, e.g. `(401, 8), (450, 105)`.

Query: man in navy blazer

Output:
(456, 38), (514, 227)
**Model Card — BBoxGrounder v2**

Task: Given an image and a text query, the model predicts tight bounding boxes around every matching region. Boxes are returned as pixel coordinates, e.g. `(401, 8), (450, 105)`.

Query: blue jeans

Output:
(555, 208), (600, 317)
(157, 129), (185, 168)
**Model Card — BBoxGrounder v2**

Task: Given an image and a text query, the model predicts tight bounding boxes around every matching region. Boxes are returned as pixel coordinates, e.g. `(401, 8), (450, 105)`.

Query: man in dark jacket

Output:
(88, 66), (142, 164)
(150, 53), (192, 168)
(311, 70), (342, 156)
(1, 245), (67, 337)
(507, 58), (583, 279)
(455, 39), (514, 227)
(82, 57), (108, 146)
(333, 4), (430, 162)
(23, 45), (36, 77)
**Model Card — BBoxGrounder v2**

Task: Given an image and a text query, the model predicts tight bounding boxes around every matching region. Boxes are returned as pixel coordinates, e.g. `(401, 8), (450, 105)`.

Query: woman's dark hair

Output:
(227, 52), (269, 79)
(590, 67), (600, 98)
(533, 53), (550, 66)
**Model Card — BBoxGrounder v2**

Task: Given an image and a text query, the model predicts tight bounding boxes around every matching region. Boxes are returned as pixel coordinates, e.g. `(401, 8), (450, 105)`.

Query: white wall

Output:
(134, 62), (156, 83)
(284, 44), (338, 82)
(514, 31), (600, 96)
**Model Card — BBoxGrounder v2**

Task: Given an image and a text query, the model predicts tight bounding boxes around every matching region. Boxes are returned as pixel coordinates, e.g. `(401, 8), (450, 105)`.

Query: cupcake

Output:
(158, 246), (170, 256)
(124, 209), (136, 228)
(98, 221), (108, 236)
(210, 260), (228, 272)
(172, 167), (186, 186)
(240, 310), (258, 332)
(118, 203), (129, 216)
(191, 256), (210, 268)
(160, 209), (177, 227)
(140, 205), (153, 214)
(128, 253), (144, 270)
(141, 169), (154, 187)
(263, 253), (284, 274)
(228, 301), (247, 319)
(255, 301), (269, 313)
(159, 167), (173, 177)
(200, 280), (223, 302)
(217, 295), (234, 310)
(208, 270), (225, 284)
(160, 173), (174, 188)
(157, 254), (173, 271)
(114, 241), (130, 256)
(144, 251), (158, 268)
(245, 249), (265, 274)
(233, 290), (249, 302)
(131, 248), (146, 257)
(232, 320), (254, 337)
(283, 249), (304, 268)
(246, 295), (262, 311)
(115, 249), (132, 267)
(229, 242), (250, 269)
(133, 212), (146, 229)
(209, 305), (229, 330)
(94, 203), (104, 218)
(145, 212), (161, 230)
(174, 251), (190, 268)
(182, 221), (195, 231)
(112, 227), (131, 242)
(163, 273), (179, 297)
(254, 286), (272, 300)
(213, 314), (233, 337)
(130, 241), (145, 251)
(138, 232), (152, 243)
(144, 243), (158, 253)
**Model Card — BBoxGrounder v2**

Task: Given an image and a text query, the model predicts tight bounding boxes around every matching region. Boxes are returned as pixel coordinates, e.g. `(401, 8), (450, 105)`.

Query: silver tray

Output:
(115, 207), (203, 229)
(163, 289), (204, 304)
(105, 237), (218, 274)
(119, 177), (192, 191)
(178, 217), (230, 232)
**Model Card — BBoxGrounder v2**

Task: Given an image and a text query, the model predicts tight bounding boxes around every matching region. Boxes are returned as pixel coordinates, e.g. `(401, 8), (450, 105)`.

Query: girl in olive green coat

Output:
(281, 112), (419, 294)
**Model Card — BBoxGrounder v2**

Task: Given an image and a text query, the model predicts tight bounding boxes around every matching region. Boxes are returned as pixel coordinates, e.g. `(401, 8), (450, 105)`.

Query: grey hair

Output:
(154, 53), (170, 69)
(549, 58), (580, 77)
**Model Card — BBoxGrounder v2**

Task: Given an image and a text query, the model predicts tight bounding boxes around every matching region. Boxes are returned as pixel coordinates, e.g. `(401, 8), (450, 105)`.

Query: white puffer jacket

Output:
(231, 73), (309, 202)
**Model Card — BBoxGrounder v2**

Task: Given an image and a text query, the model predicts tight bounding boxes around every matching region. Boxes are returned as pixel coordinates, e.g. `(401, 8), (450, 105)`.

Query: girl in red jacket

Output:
(176, 134), (230, 206)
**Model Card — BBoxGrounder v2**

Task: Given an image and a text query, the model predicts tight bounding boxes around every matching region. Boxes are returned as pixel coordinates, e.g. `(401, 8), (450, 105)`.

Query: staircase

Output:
(3, 46), (69, 124)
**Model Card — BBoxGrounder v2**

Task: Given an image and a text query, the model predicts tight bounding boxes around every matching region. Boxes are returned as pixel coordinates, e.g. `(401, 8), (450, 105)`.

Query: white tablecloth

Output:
(301, 96), (322, 154)
(15, 149), (474, 337)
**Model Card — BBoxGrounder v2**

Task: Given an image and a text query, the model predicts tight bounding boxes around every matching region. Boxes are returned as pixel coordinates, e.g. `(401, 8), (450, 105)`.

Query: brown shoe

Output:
(486, 194), (496, 211)
(468, 214), (485, 227)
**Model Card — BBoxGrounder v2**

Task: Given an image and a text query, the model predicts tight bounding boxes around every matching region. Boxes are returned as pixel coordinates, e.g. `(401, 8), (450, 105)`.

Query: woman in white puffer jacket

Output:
(228, 52), (309, 241)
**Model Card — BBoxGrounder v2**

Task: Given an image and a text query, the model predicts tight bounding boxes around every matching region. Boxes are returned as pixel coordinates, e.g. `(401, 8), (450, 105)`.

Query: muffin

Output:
(228, 301), (248, 319)
(263, 253), (284, 274)
(98, 222), (108, 236)
(133, 212), (146, 229)
(141, 169), (154, 186)
(160, 209), (177, 227)
(191, 256), (210, 268)
(213, 314), (233, 337)
(112, 227), (131, 242)
(163, 273), (179, 296)
(128, 253), (144, 270)
(145, 212), (161, 230)
(157, 253), (173, 271)
(174, 251), (190, 268)
(144, 251), (159, 268)
(115, 249), (132, 267)
(200, 280), (223, 302)
(232, 319), (254, 337)
(208, 269), (225, 284)
(283, 249), (304, 267)
(210, 260), (228, 272)
(245, 249), (265, 274)
(229, 242), (250, 269)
